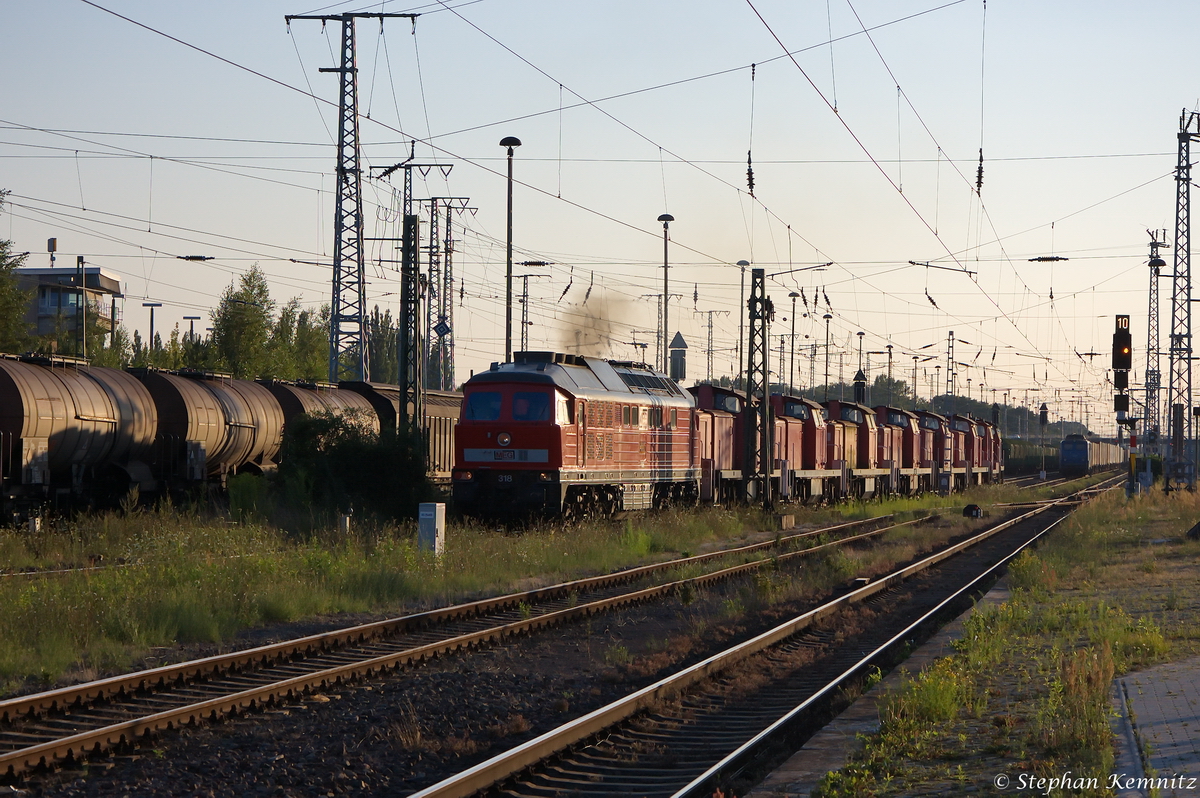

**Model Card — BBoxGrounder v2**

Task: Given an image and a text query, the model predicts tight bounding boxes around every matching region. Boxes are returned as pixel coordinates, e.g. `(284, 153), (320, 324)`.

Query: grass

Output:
(815, 482), (1196, 797)
(0, 476), (1100, 698)
(0, 502), (793, 694)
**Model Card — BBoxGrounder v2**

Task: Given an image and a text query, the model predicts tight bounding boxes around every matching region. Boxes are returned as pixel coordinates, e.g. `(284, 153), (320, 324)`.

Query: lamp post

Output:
(737, 260), (750, 382)
(500, 135), (521, 363)
(823, 313), (833, 401)
(788, 291), (799, 394)
(857, 331), (865, 371)
(142, 302), (162, 352)
(658, 213), (674, 374)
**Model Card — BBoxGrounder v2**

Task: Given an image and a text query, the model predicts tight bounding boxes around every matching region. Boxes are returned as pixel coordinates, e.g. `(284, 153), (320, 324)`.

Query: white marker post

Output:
(418, 502), (445, 556)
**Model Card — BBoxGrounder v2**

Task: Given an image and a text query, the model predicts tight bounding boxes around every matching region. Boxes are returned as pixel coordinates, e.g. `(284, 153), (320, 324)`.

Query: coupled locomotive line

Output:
(409, 477), (1121, 798)
(1, 512), (926, 777)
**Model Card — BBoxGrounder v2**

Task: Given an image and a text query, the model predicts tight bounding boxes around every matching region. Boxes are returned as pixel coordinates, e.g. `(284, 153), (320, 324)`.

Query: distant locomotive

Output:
(0, 353), (460, 517)
(452, 351), (1004, 518)
(1059, 433), (1126, 476)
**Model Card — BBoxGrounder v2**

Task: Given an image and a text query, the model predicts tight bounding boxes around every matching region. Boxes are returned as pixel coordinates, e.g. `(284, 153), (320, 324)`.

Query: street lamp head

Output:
(789, 291), (800, 298)
(823, 313), (832, 320)
(500, 136), (522, 149)
(657, 213), (674, 226)
(736, 260), (750, 267)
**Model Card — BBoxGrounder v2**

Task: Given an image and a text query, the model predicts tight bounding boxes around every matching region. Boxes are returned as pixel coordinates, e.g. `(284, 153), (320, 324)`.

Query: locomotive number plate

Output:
(464, 448), (550, 463)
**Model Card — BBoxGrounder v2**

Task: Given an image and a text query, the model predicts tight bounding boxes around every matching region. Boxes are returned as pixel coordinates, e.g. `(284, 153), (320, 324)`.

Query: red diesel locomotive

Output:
(452, 352), (1003, 518)
(452, 352), (697, 518)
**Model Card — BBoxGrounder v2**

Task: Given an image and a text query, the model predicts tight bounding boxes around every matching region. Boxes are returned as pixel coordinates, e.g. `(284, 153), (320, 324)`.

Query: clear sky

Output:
(3, 0), (1198, 432)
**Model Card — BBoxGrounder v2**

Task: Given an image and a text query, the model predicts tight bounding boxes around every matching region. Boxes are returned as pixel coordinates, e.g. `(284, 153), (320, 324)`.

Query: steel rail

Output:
(673, 489), (1112, 797)
(1, 514), (912, 776)
(408, 479), (1119, 798)
(0, 514), (886, 724)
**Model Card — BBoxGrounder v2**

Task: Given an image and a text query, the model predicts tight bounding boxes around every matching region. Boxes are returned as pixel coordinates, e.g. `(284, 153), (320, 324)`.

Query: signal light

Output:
(1114, 370), (1128, 390)
(1114, 394), (1129, 412)
(1113, 315), (1133, 371)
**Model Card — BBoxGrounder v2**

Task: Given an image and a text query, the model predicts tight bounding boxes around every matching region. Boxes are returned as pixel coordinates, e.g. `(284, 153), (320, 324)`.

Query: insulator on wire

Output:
(975, 148), (984, 194)
(746, 151), (755, 198)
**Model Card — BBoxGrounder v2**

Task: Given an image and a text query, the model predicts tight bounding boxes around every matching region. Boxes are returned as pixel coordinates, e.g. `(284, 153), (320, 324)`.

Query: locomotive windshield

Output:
(512, 391), (551, 421)
(783, 401), (810, 421)
(464, 391), (502, 421)
(919, 416), (941, 431)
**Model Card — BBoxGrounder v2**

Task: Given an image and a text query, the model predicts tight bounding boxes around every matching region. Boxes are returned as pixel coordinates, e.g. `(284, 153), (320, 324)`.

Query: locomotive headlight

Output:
(497, 432), (512, 447)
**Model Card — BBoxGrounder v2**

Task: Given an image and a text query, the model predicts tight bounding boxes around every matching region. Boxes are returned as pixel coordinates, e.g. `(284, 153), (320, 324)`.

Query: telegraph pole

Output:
(287, 11), (418, 383)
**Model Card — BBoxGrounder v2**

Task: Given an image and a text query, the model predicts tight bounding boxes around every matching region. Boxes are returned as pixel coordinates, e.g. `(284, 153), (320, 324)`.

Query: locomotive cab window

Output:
(464, 391), (502, 421)
(840, 407), (863, 424)
(919, 416), (941, 431)
(556, 394), (573, 425)
(512, 391), (550, 422)
(784, 401), (810, 421)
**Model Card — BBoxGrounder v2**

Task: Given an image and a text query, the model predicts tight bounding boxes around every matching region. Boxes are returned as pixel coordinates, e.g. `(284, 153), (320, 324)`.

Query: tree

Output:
(209, 265), (276, 379)
(367, 305), (398, 384)
(90, 325), (133, 368)
(0, 191), (34, 353)
(268, 298), (301, 379)
(294, 305), (329, 382)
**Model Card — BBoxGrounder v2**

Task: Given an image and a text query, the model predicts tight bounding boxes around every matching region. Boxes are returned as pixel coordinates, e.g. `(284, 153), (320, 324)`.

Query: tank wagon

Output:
(453, 352), (1007, 519)
(1059, 433), (1126, 476)
(1, 353), (460, 517)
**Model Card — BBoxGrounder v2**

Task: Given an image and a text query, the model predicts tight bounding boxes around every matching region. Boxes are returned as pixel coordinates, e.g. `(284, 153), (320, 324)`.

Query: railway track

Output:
(409, 475), (1123, 798)
(2, 512), (928, 779)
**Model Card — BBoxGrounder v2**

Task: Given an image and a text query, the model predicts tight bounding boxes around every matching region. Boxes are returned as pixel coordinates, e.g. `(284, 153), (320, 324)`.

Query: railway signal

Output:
(1112, 316), (1133, 371)
(1112, 314), (1133, 423)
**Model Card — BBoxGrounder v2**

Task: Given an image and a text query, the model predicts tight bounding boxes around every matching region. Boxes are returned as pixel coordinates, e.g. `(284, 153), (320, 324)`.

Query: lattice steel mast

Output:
(1166, 110), (1200, 492)
(422, 195), (468, 390)
(1145, 229), (1166, 454)
(742, 268), (773, 506)
(286, 11), (418, 383)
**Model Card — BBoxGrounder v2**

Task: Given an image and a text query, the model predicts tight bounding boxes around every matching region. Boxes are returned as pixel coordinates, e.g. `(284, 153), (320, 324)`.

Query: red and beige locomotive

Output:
(452, 351), (1003, 517)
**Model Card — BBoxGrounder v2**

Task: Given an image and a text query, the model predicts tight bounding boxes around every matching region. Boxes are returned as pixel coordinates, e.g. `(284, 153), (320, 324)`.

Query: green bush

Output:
(272, 410), (433, 524)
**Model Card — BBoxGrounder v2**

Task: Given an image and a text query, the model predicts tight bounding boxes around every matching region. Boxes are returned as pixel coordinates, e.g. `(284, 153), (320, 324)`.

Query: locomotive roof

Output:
(467, 351), (693, 406)
(875, 405), (918, 425)
(773, 393), (824, 410)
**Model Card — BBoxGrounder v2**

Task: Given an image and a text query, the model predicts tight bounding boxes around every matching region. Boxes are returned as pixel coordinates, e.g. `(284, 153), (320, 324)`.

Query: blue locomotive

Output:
(1059, 433), (1126, 477)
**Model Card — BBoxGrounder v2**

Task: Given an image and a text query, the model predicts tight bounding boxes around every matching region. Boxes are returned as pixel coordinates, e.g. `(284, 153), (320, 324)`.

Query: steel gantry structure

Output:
(1166, 110), (1200, 492)
(286, 11), (418, 383)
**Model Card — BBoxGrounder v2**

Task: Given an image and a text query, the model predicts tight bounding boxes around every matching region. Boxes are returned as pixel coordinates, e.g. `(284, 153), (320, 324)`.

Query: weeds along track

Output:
(1, 513), (927, 779)
(411, 475), (1124, 798)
